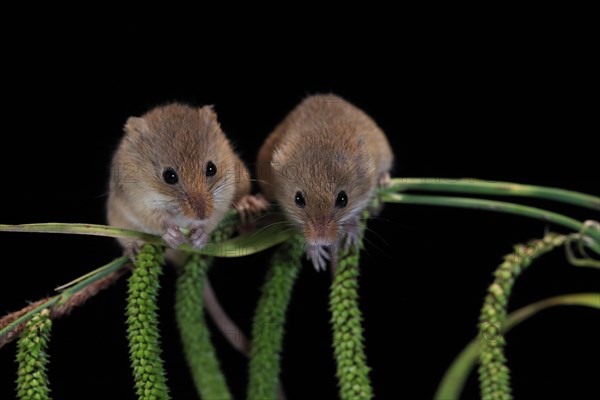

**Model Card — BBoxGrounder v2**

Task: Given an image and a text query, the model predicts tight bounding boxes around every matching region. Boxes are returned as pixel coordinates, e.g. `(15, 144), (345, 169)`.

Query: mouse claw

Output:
(188, 226), (209, 249)
(124, 241), (143, 263)
(378, 171), (391, 188)
(163, 227), (186, 249)
(306, 244), (330, 271)
(236, 193), (270, 224)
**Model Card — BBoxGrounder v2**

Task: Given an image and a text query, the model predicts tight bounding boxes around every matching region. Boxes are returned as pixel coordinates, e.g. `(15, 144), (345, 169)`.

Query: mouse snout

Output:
(304, 219), (338, 246)
(184, 193), (212, 220)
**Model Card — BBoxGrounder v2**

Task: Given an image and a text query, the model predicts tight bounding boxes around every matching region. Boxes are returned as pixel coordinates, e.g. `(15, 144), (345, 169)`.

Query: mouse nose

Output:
(187, 194), (211, 220)
(304, 219), (338, 246)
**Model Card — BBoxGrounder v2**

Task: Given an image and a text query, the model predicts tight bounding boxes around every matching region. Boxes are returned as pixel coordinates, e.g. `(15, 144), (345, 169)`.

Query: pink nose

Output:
(188, 196), (207, 220)
(304, 220), (338, 245)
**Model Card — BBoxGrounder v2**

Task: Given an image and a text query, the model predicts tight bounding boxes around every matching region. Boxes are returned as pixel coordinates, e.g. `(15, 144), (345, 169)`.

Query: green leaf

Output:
(0, 223), (160, 241)
(186, 222), (295, 257)
(382, 193), (600, 255)
(0, 221), (294, 258)
(1, 257), (129, 345)
(434, 293), (600, 400)
(387, 178), (600, 211)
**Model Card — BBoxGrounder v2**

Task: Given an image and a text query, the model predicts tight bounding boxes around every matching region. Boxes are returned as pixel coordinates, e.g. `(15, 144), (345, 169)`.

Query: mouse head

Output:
(120, 103), (240, 223)
(271, 137), (376, 246)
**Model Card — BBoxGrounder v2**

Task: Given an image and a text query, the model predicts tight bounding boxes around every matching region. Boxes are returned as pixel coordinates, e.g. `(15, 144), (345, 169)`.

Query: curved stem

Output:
(388, 178), (600, 211)
(383, 193), (600, 254)
(478, 233), (566, 400)
(435, 292), (600, 400)
(1, 257), (129, 348)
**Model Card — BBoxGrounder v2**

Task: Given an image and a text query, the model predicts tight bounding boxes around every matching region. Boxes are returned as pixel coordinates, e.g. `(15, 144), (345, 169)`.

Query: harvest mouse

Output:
(107, 102), (261, 362)
(257, 94), (394, 271)
(107, 102), (258, 254)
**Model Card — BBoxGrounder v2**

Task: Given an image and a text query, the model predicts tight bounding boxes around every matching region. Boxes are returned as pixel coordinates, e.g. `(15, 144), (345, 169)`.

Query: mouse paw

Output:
(342, 217), (362, 251)
(124, 240), (143, 263)
(163, 226), (186, 249)
(306, 244), (331, 271)
(188, 226), (209, 249)
(236, 193), (270, 224)
(378, 171), (391, 188)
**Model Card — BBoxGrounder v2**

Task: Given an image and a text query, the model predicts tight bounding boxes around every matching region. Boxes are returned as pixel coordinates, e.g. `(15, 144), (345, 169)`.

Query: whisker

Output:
(360, 235), (390, 261)
(248, 221), (295, 239)
(362, 226), (389, 247)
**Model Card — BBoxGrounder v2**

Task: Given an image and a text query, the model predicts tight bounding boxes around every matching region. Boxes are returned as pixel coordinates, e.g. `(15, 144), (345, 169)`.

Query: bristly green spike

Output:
(126, 244), (170, 400)
(247, 234), (304, 400)
(175, 218), (236, 399)
(330, 212), (373, 400)
(435, 293), (600, 400)
(176, 254), (232, 399)
(15, 308), (52, 400)
(477, 233), (566, 400)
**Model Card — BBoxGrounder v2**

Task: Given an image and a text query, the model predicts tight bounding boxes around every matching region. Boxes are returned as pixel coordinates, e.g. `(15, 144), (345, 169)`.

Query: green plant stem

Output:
(435, 293), (600, 400)
(478, 233), (566, 400)
(1, 257), (129, 347)
(383, 193), (600, 254)
(175, 221), (238, 399)
(330, 226), (373, 400)
(0, 222), (293, 257)
(126, 244), (170, 400)
(15, 308), (52, 400)
(388, 178), (600, 210)
(248, 235), (304, 400)
(0, 223), (161, 241)
(175, 254), (232, 400)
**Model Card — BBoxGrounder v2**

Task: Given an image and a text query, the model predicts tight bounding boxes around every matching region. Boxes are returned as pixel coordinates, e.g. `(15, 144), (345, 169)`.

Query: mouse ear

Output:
(198, 106), (222, 133)
(271, 148), (285, 169)
(124, 117), (149, 137)
(199, 105), (218, 121)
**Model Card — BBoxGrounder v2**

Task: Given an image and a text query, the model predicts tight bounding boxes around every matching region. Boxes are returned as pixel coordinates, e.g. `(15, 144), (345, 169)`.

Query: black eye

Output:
(335, 191), (348, 208)
(206, 161), (217, 177)
(294, 191), (306, 208)
(162, 168), (179, 185)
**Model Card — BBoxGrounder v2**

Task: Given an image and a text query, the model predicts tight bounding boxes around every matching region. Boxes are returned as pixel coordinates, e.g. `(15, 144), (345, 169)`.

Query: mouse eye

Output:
(162, 168), (179, 185)
(206, 161), (217, 177)
(294, 191), (306, 208)
(335, 191), (348, 208)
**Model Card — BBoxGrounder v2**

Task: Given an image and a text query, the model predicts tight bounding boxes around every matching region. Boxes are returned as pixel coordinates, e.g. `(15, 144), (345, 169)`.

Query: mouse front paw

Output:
(306, 244), (331, 271)
(163, 226), (186, 248)
(188, 226), (209, 249)
(124, 240), (143, 263)
(235, 193), (270, 224)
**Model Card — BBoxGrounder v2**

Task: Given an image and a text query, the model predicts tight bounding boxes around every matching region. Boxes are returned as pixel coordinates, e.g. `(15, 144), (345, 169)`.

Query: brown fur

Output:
(107, 103), (250, 249)
(257, 94), (394, 246)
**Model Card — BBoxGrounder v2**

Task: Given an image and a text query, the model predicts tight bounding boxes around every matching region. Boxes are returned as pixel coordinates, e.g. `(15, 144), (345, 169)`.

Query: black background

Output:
(0, 16), (598, 400)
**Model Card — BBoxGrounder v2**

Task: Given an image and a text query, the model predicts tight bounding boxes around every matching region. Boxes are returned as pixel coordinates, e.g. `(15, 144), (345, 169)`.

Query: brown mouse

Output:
(107, 102), (260, 361)
(107, 102), (253, 253)
(257, 94), (394, 270)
